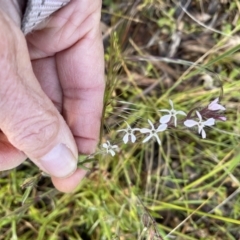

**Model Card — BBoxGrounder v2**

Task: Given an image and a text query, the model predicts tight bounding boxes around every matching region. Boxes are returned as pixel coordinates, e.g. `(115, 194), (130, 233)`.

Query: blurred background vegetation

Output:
(1, 0), (240, 239)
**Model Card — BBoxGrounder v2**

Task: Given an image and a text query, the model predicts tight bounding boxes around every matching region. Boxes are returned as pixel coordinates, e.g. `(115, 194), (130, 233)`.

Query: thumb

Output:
(0, 10), (78, 178)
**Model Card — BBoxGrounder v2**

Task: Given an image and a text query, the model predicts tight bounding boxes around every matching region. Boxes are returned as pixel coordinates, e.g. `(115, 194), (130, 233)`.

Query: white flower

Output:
(184, 111), (215, 139)
(102, 141), (118, 156)
(117, 122), (140, 144)
(159, 99), (186, 126)
(140, 119), (167, 145)
(208, 98), (225, 111)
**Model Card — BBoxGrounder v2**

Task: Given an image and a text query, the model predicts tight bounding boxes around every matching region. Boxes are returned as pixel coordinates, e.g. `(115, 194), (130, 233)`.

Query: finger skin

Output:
(27, 0), (105, 155)
(0, 133), (26, 170)
(57, 0), (105, 154)
(26, 0), (103, 58)
(51, 168), (88, 193)
(57, 30), (105, 154)
(31, 57), (63, 112)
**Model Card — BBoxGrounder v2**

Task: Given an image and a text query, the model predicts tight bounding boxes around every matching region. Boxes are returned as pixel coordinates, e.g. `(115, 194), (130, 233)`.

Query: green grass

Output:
(1, 1), (240, 239)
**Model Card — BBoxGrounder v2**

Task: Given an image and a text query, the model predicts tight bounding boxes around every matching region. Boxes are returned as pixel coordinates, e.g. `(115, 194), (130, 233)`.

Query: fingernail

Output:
(40, 143), (77, 178)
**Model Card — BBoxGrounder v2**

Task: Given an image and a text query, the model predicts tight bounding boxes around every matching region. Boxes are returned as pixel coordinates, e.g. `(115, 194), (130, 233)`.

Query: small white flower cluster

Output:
(118, 119), (167, 145)
(102, 98), (226, 156)
(102, 141), (118, 156)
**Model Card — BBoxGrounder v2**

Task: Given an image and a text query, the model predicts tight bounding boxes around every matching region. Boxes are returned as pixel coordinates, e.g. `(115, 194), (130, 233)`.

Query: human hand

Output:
(0, 0), (104, 192)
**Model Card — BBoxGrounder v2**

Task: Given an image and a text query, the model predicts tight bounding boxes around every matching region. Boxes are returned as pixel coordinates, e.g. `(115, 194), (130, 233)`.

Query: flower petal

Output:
(201, 129), (206, 139)
(159, 109), (170, 113)
(203, 118), (215, 126)
(157, 123), (168, 132)
(102, 143), (108, 148)
(218, 105), (226, 111)
(176, 110), (186, 116)
(218, 116), (227, 121)
(198, 125), (203, 134)
(131, 134), (136, 143)
(140, 128), (150, 133)
(208, 98), (226, 111)
(184, 120), (198, 127)
(109, 149), (116, 156)
(196, 111), (202, 121)
(154, 134), (161, 145)
(210, 104), (225, 111)
(147, 119), (154, 128)
(142, 135), (152, 143)
(160, 114), (171, 124)
(123, 134), (129, 144)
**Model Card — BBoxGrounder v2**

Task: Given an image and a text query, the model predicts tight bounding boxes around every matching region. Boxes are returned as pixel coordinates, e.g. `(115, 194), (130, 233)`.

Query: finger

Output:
(31, 57), (63, 112)
(0, 11), (78, 181)
(0, 133), (26, 170)
(25, 0), (104, 154)
(56, 11), (105, 154)
(51, 168), (87, 193)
